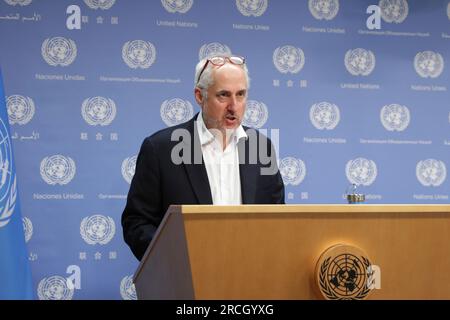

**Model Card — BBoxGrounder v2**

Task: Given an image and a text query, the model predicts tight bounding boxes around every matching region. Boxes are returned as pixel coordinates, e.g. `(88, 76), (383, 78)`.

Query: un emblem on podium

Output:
(315, 244), (374, 300)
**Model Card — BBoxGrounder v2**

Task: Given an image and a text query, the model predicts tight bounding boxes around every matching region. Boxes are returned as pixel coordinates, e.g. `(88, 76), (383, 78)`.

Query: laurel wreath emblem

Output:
(319, 255), (372, 300)
(4, 0), (32, 6)
(80, 215), (115, 245)
(81, 97), (116, 126)
(37, 276), (74, 300)
(120, 275), (137, 300)
(236, 0), (268, 17)
(0, 176), (17, 228)
(41, 38), (77, 67)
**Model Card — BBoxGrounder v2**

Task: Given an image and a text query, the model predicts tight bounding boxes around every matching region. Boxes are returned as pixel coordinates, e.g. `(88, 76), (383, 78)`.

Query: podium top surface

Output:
(171, 204), (450, 215)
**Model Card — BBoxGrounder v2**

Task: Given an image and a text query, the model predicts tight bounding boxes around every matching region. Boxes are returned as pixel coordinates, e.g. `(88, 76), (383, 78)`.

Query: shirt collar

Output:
(196, 111), (247, 146)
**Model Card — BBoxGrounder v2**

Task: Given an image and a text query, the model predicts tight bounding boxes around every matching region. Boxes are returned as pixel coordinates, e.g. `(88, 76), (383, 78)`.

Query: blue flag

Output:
(0, 70), (33, 299)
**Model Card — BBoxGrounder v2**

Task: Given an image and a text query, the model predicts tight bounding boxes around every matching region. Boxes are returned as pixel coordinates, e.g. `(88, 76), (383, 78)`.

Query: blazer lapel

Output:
(183, 115), (213, 204)
(238, 137), (257, 204)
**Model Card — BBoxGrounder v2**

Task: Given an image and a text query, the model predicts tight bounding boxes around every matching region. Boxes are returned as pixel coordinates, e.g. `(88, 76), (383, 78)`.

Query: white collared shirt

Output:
(196, 112), (247, 205)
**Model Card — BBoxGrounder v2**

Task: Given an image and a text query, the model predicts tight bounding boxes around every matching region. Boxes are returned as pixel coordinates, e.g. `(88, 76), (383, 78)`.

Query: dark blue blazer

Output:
(122, 114), (285, 260)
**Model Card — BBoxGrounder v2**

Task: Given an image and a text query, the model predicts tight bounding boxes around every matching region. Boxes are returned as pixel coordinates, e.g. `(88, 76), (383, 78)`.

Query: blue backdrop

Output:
(0, 0), (449, 299)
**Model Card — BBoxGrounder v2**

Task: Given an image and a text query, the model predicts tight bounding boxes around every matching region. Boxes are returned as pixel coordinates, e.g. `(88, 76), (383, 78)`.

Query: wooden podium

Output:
(133, 204), (450, 300)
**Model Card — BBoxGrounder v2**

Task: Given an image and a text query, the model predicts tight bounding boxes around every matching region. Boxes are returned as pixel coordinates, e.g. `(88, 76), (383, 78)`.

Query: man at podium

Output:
(122, 55), (285, 260)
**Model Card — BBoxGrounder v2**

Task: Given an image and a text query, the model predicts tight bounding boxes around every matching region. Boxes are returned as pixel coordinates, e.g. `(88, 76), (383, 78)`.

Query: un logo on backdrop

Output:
(414, 51), (444, 78)
(416, 159), (447, 187)
(273, 45), (305, 74)
(6, 95), (35, 125)
(22, 216), (33, 243)
(309, 0), (339, 20)
(84, 0), (115, 10)
(4, 0), (32, 6)
(345, 48), (375, 76)
(40, 155), (76, 185)
(379, 0), (408, 23)
(236, 0), (268, 17)
(120, 275), (137, 300)
(242, 100), (268, 129)
(122, 40), (156, 69)
(161, 0), (193, 13)
(80, 214), (115, 245)
(447, 3), (450, 20)
(37, 276), (74, 300)
(199, 43), (231, 60)
(160, 98), (194, 127)
(279, 157), (306, 186)
(122, 155), (137, 184)
(81, 97), (116, 126)
(346, 158), (377, 186)
(310, 102), (340, 130)
(0, 118), (16, 228)
(380, 104), (410, 132)
(41, 37), (77, 67)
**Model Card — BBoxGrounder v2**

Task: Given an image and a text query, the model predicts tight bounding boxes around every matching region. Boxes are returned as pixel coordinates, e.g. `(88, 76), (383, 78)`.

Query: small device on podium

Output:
(346, 183), (365, 204)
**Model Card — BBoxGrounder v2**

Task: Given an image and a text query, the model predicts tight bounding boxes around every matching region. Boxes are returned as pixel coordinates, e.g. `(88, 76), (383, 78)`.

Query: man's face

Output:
(195, 63), (247, 131)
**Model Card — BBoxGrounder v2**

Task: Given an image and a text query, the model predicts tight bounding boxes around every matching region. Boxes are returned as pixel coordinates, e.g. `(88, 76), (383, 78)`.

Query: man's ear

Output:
(194, 87), (204, 106)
